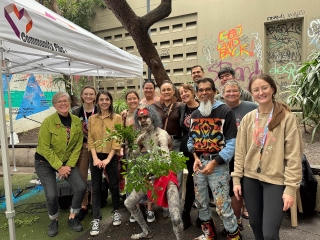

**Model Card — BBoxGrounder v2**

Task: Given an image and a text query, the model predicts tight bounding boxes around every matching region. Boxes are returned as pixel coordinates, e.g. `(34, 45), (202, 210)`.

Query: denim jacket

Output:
(36, 112), (83, 170)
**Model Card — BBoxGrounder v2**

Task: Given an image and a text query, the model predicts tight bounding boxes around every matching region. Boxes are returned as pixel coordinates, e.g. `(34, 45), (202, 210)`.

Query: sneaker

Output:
(194, 234), (207, 240)
(222, 219), (244, 235)
(113, 210), (121, 226)
(146, 210), (155, 223)
(227, 228), (242, 240)
(90, 219), (100, 236)
(131, 230), (153, 239)
(68, 218), (83, 232)
(48, 219), (58, 237)
(76, 208), (88, 221)
(130, 214), (136, 223)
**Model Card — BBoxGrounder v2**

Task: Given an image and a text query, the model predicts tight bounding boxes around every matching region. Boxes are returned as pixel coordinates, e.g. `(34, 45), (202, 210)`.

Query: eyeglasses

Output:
(251, 86), (270, 93)
(198, 87), (212, 93)
(55, 100), (69, 105)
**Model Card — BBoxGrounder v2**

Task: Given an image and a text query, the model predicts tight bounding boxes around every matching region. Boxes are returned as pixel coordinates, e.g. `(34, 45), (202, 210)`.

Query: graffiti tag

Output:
(217, 25), (254, 59)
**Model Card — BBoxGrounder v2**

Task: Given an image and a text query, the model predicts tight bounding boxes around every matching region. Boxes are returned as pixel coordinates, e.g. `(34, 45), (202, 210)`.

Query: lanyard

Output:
(83, 107), (95, 126)
(255, 108), (273, 173)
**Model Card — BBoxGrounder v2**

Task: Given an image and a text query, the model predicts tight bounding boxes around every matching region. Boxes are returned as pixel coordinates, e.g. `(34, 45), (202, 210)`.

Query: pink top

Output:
(140, 96), (160, 106)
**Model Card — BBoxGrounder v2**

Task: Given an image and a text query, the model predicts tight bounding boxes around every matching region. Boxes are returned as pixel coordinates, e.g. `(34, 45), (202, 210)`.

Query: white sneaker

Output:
(194, 234), (206, 240)
(130, 214), (136, 223)
(146, 211), (155, 223)
(90, 219), (100, 236)
(113, 210), (121, 226)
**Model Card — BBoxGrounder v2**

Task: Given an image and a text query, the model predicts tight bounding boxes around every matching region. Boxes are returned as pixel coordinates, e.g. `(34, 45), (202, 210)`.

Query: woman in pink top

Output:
(140, 80), (160, 105)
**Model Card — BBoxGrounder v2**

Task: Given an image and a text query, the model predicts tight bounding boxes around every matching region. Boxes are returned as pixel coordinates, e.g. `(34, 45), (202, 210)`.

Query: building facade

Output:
(90, 0), (320, 102)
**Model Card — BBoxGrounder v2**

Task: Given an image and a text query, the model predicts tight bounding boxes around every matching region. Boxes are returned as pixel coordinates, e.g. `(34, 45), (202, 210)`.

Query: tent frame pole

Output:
(4, 59), (17, 172)
(0, 41), (17, 240)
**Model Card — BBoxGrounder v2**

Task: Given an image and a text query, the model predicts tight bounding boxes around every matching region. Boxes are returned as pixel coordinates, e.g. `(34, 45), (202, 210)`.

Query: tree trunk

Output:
(104, 0), (172, 87)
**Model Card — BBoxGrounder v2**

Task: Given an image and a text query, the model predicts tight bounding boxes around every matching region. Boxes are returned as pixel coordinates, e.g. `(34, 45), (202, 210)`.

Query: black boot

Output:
(182, 210), (191, 230)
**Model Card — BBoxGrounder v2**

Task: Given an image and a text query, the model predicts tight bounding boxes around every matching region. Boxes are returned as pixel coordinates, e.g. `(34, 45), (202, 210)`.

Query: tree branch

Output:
(141, 0), (172, 29)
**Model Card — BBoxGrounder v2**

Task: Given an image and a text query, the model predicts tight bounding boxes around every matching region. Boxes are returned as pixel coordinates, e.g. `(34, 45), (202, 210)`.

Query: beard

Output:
(140, 118), (155, 133)
(198, 100), (213, 117)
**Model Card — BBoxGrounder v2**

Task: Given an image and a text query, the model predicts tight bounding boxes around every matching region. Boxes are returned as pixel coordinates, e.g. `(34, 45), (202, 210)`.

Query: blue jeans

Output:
(90, 153), (119, 219)
(193, 160), (237, 233)
(35, 158), (86, 220)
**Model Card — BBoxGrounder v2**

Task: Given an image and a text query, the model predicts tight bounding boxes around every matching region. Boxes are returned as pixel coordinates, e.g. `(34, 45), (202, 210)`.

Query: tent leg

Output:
(5, 63), (17, 172)
(1, 41), (17, 240)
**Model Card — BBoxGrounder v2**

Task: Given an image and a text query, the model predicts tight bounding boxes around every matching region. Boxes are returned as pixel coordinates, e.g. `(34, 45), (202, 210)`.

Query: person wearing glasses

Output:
(215, 67), (253, 102)
(188, 78), (241, 240)
(232, 74), (303, 240)
(35, 92), (86, 237)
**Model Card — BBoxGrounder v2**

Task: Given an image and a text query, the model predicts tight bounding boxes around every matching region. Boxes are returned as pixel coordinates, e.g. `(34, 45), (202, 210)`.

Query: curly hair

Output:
(134, 104), (163, 129)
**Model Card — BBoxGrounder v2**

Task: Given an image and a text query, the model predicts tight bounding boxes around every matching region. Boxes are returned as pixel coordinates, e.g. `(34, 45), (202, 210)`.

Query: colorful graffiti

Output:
(207, 59), (261, 83)
(217, 25), (254, 59)
(269, 62), (298, 80)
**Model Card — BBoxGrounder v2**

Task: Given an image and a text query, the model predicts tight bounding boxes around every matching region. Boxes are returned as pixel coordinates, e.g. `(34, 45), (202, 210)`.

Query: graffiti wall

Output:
(200, 25), (263, 90)
(265, 20), (302, 102)
(2, 73), (62, 133)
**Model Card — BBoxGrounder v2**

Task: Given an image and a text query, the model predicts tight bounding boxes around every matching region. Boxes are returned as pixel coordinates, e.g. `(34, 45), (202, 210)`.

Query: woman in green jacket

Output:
(35, 92), (86, 237)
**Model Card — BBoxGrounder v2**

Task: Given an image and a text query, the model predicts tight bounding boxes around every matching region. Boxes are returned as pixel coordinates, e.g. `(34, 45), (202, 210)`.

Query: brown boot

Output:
(227, 228), (242, 240)
(194, 219), (217, 240)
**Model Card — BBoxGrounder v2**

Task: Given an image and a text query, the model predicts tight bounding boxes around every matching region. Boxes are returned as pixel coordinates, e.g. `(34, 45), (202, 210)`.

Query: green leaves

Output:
(123, 148), (187, 200)
(103, 124), (187, 200)
(286, 51), (320, 142)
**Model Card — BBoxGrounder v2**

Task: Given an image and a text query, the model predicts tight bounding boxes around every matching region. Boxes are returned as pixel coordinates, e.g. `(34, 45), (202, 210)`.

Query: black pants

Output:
(90, 153), (119, 219)
(243, 177), (285, 240)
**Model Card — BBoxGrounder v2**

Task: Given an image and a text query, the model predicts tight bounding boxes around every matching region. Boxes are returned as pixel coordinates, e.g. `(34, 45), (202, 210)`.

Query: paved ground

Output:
(2, 167), (320, 240)
(74, 204), (320, 240)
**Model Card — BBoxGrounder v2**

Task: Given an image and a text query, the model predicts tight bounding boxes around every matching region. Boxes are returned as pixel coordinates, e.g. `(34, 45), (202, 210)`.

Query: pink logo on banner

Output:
(4, 3), (33, 39)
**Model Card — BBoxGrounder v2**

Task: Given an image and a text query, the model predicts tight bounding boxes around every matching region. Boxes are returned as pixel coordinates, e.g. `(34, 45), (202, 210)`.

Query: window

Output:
(173, 54), (183, 61)
(160, 26), (170, 34)
(173, 39), (183, 47)
(186, 37), (197, 44)
(160, 41), (170, 48)
(172, 24), (183, 32)
(186, 52), (197, 59)
(104, 36), (112, 41)
(114, 34), (122, 40)
(186, 21), (197, 29)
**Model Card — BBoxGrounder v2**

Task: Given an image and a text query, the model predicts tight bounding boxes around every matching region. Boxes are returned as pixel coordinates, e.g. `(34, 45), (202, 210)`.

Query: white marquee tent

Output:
(0, 0), (143, 239)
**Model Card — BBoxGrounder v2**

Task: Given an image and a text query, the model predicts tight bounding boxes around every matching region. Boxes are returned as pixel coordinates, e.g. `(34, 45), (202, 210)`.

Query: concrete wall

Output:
(90, 0), (320, 103)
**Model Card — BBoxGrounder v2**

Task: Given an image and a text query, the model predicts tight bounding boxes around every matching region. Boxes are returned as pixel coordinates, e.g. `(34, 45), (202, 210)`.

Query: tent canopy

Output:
(0, 1), (143, 239)
(1, 0), (143, 77)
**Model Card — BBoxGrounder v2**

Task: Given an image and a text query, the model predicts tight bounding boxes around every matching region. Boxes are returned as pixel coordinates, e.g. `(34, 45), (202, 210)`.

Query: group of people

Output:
(35, 65), (303, 240)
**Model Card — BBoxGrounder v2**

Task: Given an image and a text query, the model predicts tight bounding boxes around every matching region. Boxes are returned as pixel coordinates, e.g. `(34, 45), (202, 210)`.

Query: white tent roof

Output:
(0, 1), (143, 239)
(0, 0), (143, 77)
